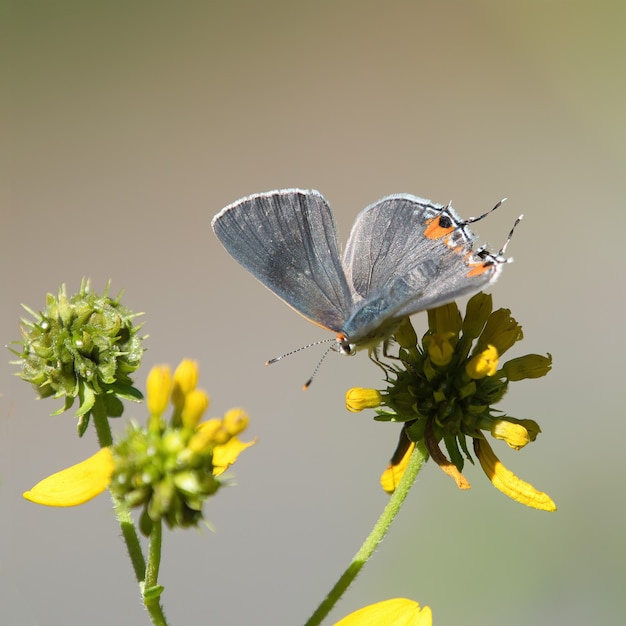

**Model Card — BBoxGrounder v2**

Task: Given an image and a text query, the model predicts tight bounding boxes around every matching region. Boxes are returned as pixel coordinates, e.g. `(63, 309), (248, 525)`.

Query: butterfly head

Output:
(334, 333), (357, 356)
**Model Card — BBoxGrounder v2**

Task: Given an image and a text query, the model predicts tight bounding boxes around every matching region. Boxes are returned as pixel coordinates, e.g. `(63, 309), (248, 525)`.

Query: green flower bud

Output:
(13, 279), (144, 431)
(462, 292), (492, 340)
(394, 317), (418, 349)
(502, 354), (552, 381)
(477, 308), (523, 356)
(427, 302), (462, 335)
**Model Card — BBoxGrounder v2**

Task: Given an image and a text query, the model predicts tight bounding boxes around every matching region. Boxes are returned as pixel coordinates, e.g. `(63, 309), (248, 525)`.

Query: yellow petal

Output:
(474, 438), (556, 511)
(189, 418), (225, 452)
(380, 441), (415, 494)
(466, 344), (499, 379)
(424, 332), (455, 366)
(428, 301), (462, 335)
(334, 598), (432, 626)
(146, 365), (172, 416)
(490, 419), (530, 450)
(222, 407), (249, 436)
(181, 389), (210, 429)
(462, 292), (492, 340)
(23, 448), (114, 507)
(172, 359), (199, 409)
(174, 359), (199, 392)
(212, 437), (256, 476)
(478, 309), (523, 355)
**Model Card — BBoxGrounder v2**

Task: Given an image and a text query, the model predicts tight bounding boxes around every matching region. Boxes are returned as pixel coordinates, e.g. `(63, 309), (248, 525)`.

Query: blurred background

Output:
(3, 2), (625, 625)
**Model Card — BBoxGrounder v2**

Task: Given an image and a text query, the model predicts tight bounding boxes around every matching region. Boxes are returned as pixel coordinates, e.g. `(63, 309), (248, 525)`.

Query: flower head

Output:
(111, 359), (255, 532)
(23, 360), (256, 531)
(347, 293), (555, 511)
(12, 279), (144, 435)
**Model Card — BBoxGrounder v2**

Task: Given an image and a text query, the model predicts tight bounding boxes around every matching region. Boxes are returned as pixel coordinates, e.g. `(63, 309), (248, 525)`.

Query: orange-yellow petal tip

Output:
(475, 438), (556, 511)
(380, 442), (415, 494)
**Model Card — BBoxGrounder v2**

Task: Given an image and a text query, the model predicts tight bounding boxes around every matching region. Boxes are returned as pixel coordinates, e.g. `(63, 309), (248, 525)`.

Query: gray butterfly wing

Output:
(342, 194), (501, 343)
(212, 189), (354, 333)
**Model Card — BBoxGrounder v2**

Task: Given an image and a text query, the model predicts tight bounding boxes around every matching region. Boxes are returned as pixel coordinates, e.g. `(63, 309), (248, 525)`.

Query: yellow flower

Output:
(334, 598), (432, 626)
(348, 292), (556, 511)
(23, 361), (255, 528)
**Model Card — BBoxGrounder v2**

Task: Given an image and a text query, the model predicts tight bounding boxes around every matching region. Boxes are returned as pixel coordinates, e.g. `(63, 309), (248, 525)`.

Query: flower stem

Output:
(91, 396), (114, 448)
(91, 397), (168, 625)
(303, 441), (428, 626)
(144, 519), (168, 626)
(114, 493), (147, 582)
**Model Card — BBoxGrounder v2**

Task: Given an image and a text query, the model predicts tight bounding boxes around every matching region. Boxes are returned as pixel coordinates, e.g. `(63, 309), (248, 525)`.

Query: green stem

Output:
(303, 441), (428, 626)
(92, 397), (146, 581)
(146, 519), (163, 588)
(91, 396), (113, 448)
(91, 397), (168, 625)
(113, 492), (147, 583)
(144, 519), (168, 626)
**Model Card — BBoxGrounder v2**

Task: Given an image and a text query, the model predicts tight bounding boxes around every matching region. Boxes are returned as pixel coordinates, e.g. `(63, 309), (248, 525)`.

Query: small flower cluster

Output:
(23, 360), (255, 534)
(110, 360), (255, 533)
(346, 292), (555, 511)
(13, 279), (143, 434)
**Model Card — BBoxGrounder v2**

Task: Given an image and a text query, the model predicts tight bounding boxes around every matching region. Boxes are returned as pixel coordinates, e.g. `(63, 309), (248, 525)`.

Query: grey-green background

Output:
(2, 2), (625, 625)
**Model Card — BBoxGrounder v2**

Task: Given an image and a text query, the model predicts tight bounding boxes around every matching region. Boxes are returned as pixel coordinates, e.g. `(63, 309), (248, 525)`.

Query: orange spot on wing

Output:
(424, 216), (455, 240)
(467, 262), (491, 277)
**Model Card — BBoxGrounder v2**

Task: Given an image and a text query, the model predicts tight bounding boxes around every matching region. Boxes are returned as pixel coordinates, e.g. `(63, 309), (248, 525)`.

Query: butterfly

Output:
(212, 189), (517, 370)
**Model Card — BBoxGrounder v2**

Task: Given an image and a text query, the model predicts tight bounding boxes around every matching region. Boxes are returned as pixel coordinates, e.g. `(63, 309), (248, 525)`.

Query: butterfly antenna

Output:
(499, 214), (524, 256)
(302, 344), (336, 390)
(465, 198), (508, 224)
(265, 338), (335, 366)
